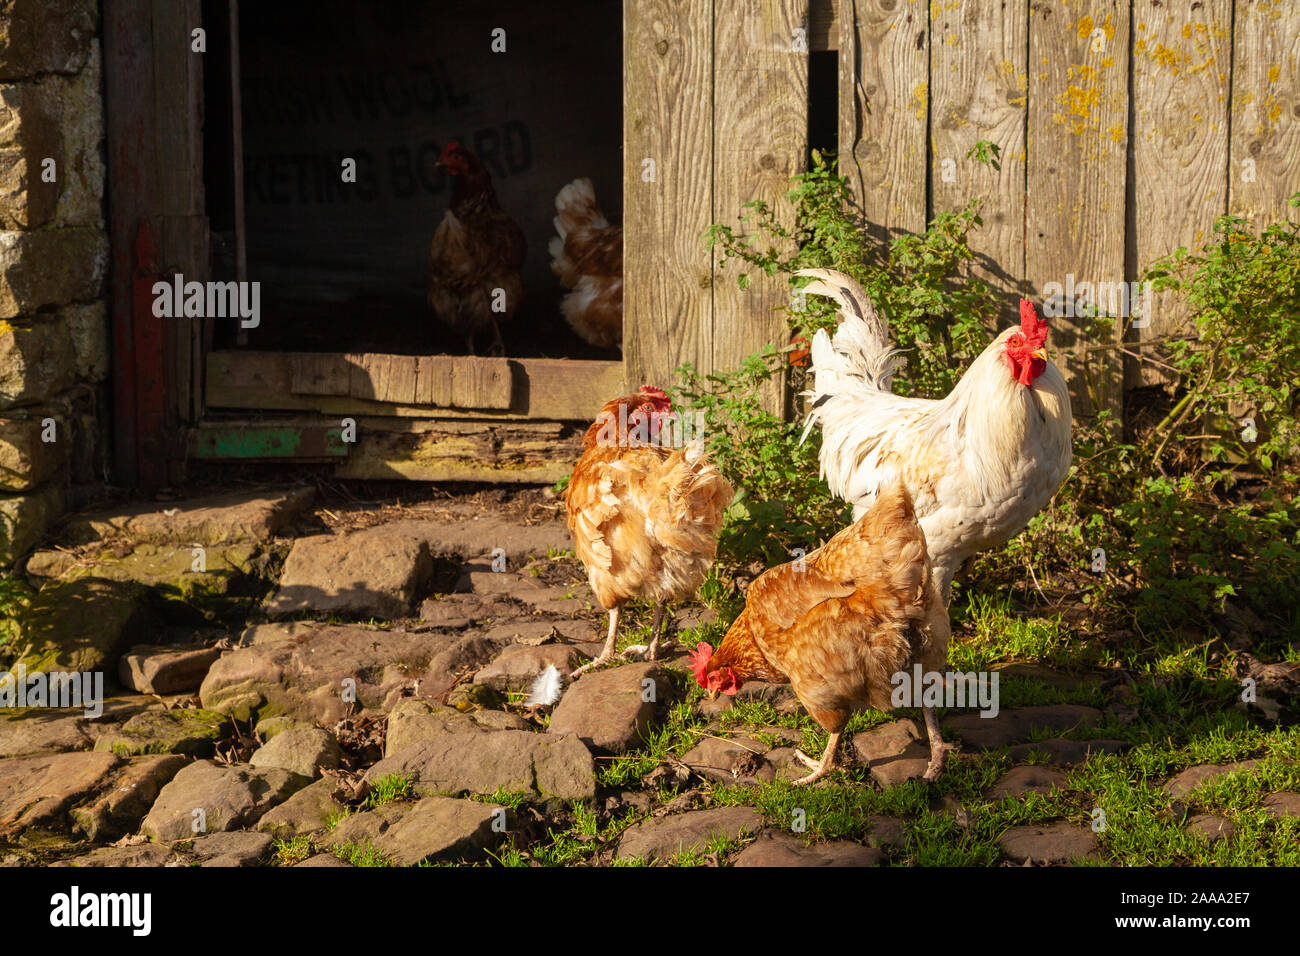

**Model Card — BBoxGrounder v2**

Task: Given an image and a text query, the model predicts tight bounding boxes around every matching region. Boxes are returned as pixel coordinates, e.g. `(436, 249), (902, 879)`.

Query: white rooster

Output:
(799, 269), (1073, 603)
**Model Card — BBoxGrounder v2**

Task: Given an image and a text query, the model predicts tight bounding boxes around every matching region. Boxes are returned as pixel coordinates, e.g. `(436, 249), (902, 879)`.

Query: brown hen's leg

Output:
(642, 604), (666, 660)
(571, 606), (620, 678)
(922, 706), (956, 782)
(793, 732), (841, 786)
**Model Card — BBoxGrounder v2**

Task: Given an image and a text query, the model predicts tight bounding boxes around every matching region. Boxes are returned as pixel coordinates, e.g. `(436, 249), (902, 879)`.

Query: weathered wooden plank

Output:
(838, 0), (929, 240)
(712, 0), (809, 412)
(1129, 0), (1232, 388)
(336, 419), (583, 483)
(153, 0), (206, 474)
(104, 0), (158, 487)
(1026, 0), (1129, 420)
(206, 352), (622, 421)
(289, 354), (349, 395)
(415, 356), (454, 406)
(1229, 0), (1300, 225)
(623, 0), (713, 393)
(450, 356), (512, 410)
(930, 0), (1029, 306)
(356, 354), (420, 405)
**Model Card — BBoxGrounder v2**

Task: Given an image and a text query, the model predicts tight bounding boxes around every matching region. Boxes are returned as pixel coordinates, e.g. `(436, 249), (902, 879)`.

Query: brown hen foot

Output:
(570, 654), (612, 679)
(921, 706), (955, 782)
(571, 607), (621, 679)
(792, 732), (841, 786)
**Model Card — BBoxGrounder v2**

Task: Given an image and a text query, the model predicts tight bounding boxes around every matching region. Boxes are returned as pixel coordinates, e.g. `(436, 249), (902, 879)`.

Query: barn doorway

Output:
(204, 0), (622, 360)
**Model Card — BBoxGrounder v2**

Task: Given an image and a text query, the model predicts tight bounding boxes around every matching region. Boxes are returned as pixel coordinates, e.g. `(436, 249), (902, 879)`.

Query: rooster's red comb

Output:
(1019, 299), (1048, 347)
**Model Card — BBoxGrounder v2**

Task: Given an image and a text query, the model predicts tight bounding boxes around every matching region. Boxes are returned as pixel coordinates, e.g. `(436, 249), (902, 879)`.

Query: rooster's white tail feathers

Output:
(796, 268), (903, 396)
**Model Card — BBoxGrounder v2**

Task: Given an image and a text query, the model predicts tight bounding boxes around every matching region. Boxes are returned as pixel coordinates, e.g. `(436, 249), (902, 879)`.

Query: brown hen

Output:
(428, 141), (526, 355)
(690, 484), (952, 785)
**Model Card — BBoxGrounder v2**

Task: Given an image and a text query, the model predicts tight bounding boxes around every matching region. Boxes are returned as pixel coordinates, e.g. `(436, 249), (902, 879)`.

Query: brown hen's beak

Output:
(1033, 347), (1048, 362)
(707, 687), (718, 701)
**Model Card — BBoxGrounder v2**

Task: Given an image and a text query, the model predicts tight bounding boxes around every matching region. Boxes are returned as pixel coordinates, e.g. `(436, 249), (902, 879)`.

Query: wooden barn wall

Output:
(833, 0), (1300, 418)
(624, 0), (810, 409)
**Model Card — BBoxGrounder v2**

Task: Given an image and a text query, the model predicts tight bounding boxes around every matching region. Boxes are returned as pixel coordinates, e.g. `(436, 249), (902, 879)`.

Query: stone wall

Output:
(0, 0), (110, 566)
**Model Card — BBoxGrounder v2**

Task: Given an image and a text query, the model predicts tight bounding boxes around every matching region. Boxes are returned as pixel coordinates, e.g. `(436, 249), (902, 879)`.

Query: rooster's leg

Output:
(488, 319), (506, 356)
(922, 706), (956, 782)
(571, 606), (620, 678)
(792, 732), (841, 786)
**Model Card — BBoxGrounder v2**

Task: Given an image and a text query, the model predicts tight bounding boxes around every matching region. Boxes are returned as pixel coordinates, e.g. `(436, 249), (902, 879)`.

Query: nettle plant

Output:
(1143, 194), (1300, 472)
(679, 148), (1000, 565)
(993, 197), (1300, 634)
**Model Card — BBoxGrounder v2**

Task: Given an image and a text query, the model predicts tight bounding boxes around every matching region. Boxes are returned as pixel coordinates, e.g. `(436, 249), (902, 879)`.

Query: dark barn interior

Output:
(203, 0), (623, 359)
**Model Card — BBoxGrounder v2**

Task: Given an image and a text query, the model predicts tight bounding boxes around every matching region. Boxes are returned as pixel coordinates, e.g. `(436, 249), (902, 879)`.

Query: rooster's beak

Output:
(707, 688), (718, 701)
(1033, 347), (1048, 362)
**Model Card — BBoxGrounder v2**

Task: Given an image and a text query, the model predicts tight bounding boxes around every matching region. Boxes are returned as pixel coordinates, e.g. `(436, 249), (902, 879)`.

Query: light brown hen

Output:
(565, 387), (733, 676)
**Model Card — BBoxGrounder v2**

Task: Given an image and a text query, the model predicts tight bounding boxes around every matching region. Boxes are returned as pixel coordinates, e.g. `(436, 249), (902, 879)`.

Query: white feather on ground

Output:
(526, 665), (565, 707)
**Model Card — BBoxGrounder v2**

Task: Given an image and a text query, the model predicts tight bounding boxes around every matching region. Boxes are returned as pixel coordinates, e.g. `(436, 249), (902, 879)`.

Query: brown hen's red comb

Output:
(687, 642), (713, 685)
(1019, 299), (1048, 347)
(638, 385), (672, 410)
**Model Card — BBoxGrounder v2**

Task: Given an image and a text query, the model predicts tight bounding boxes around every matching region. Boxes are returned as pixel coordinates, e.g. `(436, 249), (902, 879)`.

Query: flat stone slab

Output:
(733, 830), (884, 867)
(1004, 738), (1126, 765)
(382, 516), (572, 568)
(1186, 814), (1235, 843)
(417, 592), (519, 629)
(0, 708), (92, 757)
(15, 576), (154, 676)
(680, 736), (773, 785)
(986, 766), (1069, 799)
(189, 830), (275, 867)
(942, 706), (1102, 750)
(327, 796), (505, 865)
(616, 807), (764, 863)
(549, 662), (664, 754)
(1261, 792), (1300, 818)
(70, 754), (187, 843)
(385, 699), (530, 757)
(199, 624), (476, 724)
(118, 644), (224, 695)
(63, 488), (314, 545)
(92, 708), (229, 758)
(265, 526), (433, 619)
(852, 719), (931, 788)
(54, 842), (182, 868)
(141, 760), (307, 842)
(998, 822), (1099, 864)
(363, 730), (596, 801)
(29, 543), (266, 625)
(864, 815), (907, 850)
(0, 751), (120, 833)
(473, 643), (585, 692)
(249, 727), (342, 779)
(257, 777), (344, 840)
(296, 853), (351, 867)
(1163, 760), (1259, 799)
